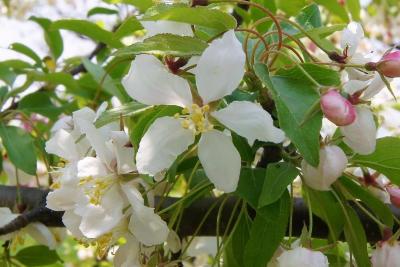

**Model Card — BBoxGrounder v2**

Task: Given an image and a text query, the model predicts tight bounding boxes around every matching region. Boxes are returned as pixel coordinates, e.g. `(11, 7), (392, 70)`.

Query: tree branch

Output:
(0, 185), (398, 243)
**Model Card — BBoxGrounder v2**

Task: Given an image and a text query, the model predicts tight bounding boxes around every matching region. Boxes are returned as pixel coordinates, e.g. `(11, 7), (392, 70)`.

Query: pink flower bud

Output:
(386, 186), (400, 208)
(376, 51), (400, 78)
(371, 241), (400, 267)
(320, 90), (356, 126)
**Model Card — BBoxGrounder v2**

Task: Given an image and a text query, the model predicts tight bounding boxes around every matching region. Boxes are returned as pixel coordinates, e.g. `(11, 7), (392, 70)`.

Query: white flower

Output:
(301, 145), (348, 191)
(371, 241), (400, 267)
(277, 247), (329, 267)
(340, 22), (364, 57)
(0, 208), (65, 249)
(340, 106), (376, 155)
(141, 21), (193, 37)
(122, 30), (285, 193)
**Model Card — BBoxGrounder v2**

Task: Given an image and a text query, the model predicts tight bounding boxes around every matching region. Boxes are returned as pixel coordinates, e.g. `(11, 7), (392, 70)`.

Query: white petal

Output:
(340, 22), (364, 56)
(301, 145), (348, 191)
(340, 106), (376, 155)
(141, 21), (193, 37)
(25, 223), (57, 249)
(75, 118), (113, 167)
(76, 185), (124, 238)
(62, 210), (85, 240)
(277, 247), (329, 267)
(343, 79), (369, 95)
(167, 230), (182, 253)
(46, 186), (82, 211)
(72, 107), (96, 132)
(136, 116), (195, 175)
(121, 181), (144, 209)
(110, 131), (136, 174)
(212, 101), (285, 145)
(114, 234), (141, 267)
(198, 130), (241, 193)
(122, 54), (193, 107)
(77, 157), (109, 178)
(129, 205), (169, 246)
(195, 30), (245, 104)
(362, 73), (386, 100)
(51, 116), (73, 133)
(45, 129), (80, 161)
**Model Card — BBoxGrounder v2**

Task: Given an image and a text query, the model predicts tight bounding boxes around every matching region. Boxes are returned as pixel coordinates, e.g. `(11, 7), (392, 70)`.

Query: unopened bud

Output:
(386, 186), (400, 208)
(376, 51), (400, 78)
(301, 145), (348, 191)
(320, 90), (356, 126)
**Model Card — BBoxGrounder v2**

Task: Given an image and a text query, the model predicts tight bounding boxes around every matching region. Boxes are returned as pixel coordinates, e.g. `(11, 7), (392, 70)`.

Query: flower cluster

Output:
(45, 105), (169, 266)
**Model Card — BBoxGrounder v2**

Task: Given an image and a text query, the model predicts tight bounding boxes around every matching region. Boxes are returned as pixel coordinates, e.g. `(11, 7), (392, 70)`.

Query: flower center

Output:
(175, 104), (213, 135)
(79, 176), (114, 206)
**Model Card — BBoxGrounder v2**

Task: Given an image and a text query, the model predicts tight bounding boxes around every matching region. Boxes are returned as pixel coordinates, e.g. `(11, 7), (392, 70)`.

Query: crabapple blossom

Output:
(45, 106), (169, 257)
(340, 22), (387, 100)
(276, 247), (329, 267)
(301, 145), (348, 191)
(340, 106), (377, 155)
(371, 241), (400, 267)
(320, 89), (356, 126)
(122, 30), (285, 193)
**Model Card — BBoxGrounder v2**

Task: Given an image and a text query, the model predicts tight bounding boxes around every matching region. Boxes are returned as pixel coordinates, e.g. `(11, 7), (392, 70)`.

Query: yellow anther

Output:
(191, 113), (204, 124)
(202, 105), (210, 112)
(181, 119), (190, 129)
(174, 113), (180, 119)
(182, 107), (190, 114)
(191, 104), (200, 110)
(50, 182), (60, 189)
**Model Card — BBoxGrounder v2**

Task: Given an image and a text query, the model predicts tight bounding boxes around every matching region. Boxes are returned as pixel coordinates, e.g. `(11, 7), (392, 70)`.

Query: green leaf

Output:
(244, 191), (290, 267)
(51, 19), (122, 48)
(258, 162), (299, 207)
(254, 63), (322, 166)
(26, 71), (78, 91)
(113, 16), (144, 40)
(15, 245), (61, 266)
(19, 92), (61, 120)
(82, 58), (130, 102)
(346, 0), (361, 21)
(29, 16), (64, 59)
(95, 101), (151, 128)
(275, 0), (307, 16)
(305, 188), (345, 239)
(87, 7), (119, 17)
(224, 212), (252, 267)
(0, 124), (37, 175)
(0, 59), (32, 70)
(314, 0), (349, 22)
(295, 4), (322, 29)
(275, 63), (341, 86)
(143, 4), (237, 32)
(340, 176), (394, 228)
(235, 168), (266, 209)
(104, 0), (152, 12)
(0, 64), (16, 86)
(9, 43), (42, 66)
(352, 137), (400, 185)
(114, 34), (208, 57)
(343, 206), (371, 267)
